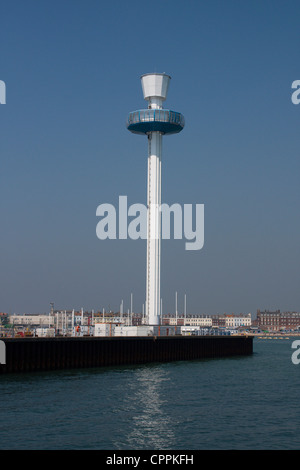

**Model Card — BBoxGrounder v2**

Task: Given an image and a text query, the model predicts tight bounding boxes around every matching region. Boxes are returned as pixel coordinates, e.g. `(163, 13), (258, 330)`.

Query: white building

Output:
(184, 316), (213, 327)
(94, 316), (125, 325)
(9, 314), (54, 327)
(225, 314), (251, 328)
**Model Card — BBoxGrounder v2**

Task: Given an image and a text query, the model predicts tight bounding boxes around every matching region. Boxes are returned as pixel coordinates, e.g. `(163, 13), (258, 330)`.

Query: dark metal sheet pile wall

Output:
(0, 336), (253, 374)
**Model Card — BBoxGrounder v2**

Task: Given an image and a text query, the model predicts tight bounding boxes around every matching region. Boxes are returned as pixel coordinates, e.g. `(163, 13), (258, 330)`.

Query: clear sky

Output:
(1, 0), (299, 316)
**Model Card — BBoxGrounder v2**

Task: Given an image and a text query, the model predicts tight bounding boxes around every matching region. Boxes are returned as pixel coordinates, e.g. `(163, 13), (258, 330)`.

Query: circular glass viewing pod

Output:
(127, 109), (185, 135)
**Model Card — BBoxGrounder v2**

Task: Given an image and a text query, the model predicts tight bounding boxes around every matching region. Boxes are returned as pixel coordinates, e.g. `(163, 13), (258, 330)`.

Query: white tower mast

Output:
(127, 73), (184, 326)
(142, 74), (168, 326)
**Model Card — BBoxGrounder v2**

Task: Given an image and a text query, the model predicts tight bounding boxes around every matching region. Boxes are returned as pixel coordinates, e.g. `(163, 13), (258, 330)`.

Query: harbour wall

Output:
(0, 335), (253, 374)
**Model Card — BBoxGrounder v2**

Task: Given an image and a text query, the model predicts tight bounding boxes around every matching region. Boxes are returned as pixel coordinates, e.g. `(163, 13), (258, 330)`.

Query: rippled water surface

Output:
(0, 338), (299, 449)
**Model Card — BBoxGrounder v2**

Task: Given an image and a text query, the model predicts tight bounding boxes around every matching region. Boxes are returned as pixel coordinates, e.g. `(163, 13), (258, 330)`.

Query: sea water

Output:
(0, 338), (299, 450)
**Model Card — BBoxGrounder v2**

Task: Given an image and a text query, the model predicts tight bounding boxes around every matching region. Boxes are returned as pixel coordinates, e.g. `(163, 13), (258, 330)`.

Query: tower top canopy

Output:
(141, 73), (171, 102)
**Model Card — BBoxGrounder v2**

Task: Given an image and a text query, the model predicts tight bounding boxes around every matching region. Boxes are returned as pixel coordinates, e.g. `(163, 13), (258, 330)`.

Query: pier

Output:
(0, 335), (253, 374)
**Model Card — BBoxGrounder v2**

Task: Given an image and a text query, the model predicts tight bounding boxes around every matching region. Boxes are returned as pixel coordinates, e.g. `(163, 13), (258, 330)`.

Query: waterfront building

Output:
(162, 313), (251, 328)
(256, 309), (300, 331)
(162, 315), (185, 326)
(184, 315), (213, 327)
(223, 313), (252, 328)
(9, 314), (55, 327)
(211, 314), (251, 328)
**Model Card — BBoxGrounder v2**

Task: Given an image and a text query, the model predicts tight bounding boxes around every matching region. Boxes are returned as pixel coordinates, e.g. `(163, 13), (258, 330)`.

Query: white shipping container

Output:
(94, 323), (114, 337)
(36, 328), (55, 337)
(114, 326), (151, 337)
(113, 326), (179, 337)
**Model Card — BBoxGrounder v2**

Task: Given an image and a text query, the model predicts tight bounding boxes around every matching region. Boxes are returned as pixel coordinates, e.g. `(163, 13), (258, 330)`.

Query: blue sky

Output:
(1, 0), (299, 316)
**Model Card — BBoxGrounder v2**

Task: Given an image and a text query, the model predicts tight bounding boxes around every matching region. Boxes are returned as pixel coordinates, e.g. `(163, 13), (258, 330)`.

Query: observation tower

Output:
(127, 73), (184, 326)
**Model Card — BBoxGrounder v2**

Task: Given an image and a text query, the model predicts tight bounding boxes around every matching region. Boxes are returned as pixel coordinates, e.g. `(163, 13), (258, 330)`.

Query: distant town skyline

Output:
(1, 0), (300, 315)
